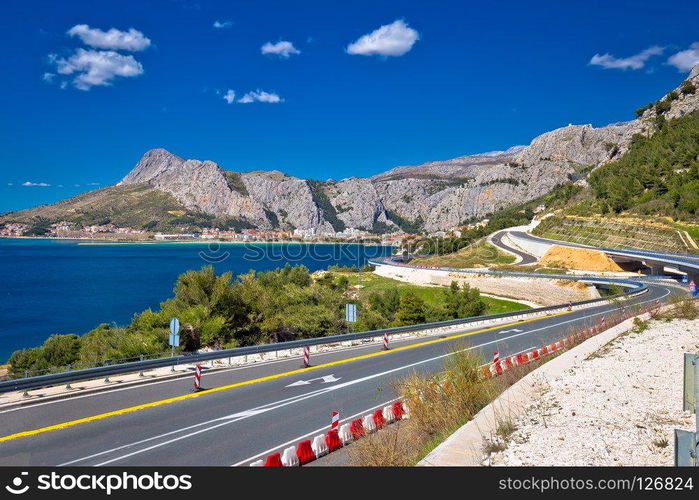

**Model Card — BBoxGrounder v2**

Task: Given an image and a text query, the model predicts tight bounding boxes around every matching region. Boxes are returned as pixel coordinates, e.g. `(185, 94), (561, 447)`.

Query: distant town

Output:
(0, 218), (492, 245)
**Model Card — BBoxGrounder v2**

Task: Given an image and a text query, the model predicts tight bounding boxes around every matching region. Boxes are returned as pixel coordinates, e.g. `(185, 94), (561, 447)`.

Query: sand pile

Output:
(539, 245), (624, 272)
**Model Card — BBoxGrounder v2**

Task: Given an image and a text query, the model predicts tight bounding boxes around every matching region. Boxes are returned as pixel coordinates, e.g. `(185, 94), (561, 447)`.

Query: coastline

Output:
(0, 235), (388, 246)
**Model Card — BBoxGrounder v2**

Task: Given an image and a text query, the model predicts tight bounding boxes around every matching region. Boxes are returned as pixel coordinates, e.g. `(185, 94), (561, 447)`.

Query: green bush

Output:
(681, 80), (697, 95)
(393, 291), (427, 326)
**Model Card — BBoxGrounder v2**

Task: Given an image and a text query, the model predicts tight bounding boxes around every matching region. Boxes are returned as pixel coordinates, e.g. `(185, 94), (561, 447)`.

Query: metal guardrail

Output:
(369, 257), (656, 286)
(0, 275), (648, 394)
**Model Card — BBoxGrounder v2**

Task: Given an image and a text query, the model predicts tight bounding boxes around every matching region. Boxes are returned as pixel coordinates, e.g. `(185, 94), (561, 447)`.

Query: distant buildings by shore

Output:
(0, 219), (476, 245)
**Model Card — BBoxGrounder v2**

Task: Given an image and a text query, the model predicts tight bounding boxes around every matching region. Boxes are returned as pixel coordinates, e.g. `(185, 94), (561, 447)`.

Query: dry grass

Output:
(656, 295), (698, 321)
(348, 423), (426, 466)
(348, 302), (668, 466)
(496, 417), (517, 439)
(399, 348), (496, 439)
(350, 344), (555, 466)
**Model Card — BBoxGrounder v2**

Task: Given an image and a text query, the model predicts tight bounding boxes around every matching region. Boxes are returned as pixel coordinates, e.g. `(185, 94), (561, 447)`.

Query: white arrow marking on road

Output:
(498, 328), (524, 334)
(286, 374), (341, 387)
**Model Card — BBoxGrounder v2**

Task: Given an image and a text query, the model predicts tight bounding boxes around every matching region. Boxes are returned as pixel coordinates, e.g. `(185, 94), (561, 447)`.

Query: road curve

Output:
(489, 230), (538, 265)
(0, 278), (674, 467)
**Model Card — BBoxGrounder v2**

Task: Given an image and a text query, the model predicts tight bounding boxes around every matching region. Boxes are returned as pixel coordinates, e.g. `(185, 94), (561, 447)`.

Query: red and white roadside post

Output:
(600, 316), (606, 329)
(492, 352), (501, 375)
(383, 331), (389, 350)
(331, 411), (340, 431)
(193, 364), (202, 391)
(656, 299), (661, 309)
(303, 346), (310, 367)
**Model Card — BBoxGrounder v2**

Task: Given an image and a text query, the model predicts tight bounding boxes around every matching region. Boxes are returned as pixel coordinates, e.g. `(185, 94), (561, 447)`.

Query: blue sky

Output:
(1, 0), (698, 212)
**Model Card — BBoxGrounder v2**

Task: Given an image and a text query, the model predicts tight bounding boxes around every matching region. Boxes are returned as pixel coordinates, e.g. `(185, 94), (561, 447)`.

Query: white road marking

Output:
(57, 385), (335, 466)
(84, 348), (488, 466)
(229, 398), (398, 466)
(44, 286), (674, 466)
(286, 374), (341, 387)
(0, 320), (485, 414)
(498, 328), (523, 334)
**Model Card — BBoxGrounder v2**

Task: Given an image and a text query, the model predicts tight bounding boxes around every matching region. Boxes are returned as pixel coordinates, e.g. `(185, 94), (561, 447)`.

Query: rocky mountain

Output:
(3, 64), (698, 233)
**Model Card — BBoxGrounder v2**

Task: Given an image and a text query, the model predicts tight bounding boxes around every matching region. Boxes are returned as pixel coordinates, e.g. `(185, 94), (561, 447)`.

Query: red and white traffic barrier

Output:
(326, 429), (342, 452)
(383, 331), (389, 350)
(600, 316), (606, 328)
(193, 364), (202, 391)
(303, 346), (310, 367)
(259, 400), (408, 466)
(296, 439), (315, 465)
(331, 411), (340, 430)
(655, 299), (660, 308)
(311, 435), (328, 457)
(338, 423), (353, 445)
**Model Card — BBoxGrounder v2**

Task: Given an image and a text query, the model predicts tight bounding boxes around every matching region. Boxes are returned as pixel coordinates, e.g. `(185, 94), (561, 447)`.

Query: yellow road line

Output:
(0, 310), (571, 443)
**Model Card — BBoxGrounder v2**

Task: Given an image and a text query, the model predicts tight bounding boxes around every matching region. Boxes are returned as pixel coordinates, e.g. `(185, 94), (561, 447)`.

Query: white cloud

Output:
(86, 182), (101, 186)
(238, 90), (282, 104)
(346, 19), (419, 57)
(261, 41), (300, 58)
(42, 72), (55, 82)
(7, 183), (13, 186)
(22, 181), (51, 187)
(53, 48), (144, 90)
(589, 46), (664, 70)
(667, 42), (699, 72)
(213, 20), (232, 29)
(223, 89), (236, 104)
(67, 24), (151, 51)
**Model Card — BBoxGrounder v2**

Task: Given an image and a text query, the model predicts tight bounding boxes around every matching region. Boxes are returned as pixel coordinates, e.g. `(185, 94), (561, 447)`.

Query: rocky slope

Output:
(3, 64), (698, 233)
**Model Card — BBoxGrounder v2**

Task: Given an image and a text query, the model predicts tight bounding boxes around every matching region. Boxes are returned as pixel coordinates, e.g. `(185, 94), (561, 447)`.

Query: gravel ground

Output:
(375, 265), (597, 306)
(488, 317), (699, 466)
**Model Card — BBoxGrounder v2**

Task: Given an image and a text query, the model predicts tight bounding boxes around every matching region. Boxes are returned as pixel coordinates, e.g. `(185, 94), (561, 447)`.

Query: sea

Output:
(0, 238), (392, 361)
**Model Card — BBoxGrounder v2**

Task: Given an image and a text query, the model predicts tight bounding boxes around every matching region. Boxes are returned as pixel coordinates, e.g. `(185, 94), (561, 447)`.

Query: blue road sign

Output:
(682, 275), (689, 284)
(345, 303), (357, 323)
(169, 317), (180, 347)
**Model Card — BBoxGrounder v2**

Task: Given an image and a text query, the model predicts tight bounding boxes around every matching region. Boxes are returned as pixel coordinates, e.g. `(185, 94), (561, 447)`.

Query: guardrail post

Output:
(139, 355), (145, 377)
(65, 364), (73, 389)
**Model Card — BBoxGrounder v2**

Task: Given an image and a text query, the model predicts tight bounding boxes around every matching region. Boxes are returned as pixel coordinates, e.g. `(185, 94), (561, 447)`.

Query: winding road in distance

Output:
(0, 230), (691, 466)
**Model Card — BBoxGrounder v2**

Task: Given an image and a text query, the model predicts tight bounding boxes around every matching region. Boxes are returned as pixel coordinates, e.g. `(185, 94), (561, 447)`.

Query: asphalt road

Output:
(0, 281), (673, 466)
(509, 231), (699, 271)
(490, 231), (538, 265)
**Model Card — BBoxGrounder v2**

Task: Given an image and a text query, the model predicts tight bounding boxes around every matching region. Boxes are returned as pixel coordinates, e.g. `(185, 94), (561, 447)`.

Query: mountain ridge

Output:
(3, 64), (698, 234)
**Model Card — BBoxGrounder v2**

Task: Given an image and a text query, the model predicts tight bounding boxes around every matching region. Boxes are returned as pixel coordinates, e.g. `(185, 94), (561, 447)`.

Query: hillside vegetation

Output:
(587, 110), (699, 219)
(6, 265), (520, 377)
(532, 216), (694, 253)
(0, 184), (252, 233)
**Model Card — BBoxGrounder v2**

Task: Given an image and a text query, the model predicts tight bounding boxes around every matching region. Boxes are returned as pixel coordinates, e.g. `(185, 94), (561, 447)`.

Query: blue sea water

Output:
(0, 238), (392, 361)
